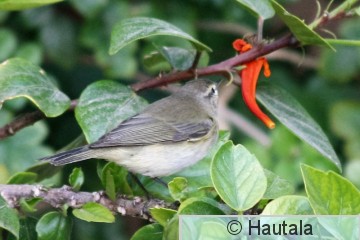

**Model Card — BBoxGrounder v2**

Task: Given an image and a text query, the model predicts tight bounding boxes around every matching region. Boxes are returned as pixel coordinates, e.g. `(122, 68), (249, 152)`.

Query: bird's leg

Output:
(129, 173), (151, 199)
(153, 177), (168, 188)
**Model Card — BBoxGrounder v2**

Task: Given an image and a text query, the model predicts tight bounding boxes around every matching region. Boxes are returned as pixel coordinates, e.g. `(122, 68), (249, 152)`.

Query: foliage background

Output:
(0, 0), (359, 239)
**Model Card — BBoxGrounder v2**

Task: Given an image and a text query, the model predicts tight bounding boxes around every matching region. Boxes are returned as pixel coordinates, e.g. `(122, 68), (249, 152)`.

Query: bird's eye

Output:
(211, 86), (217, 94)
(208, 85), (217, 97)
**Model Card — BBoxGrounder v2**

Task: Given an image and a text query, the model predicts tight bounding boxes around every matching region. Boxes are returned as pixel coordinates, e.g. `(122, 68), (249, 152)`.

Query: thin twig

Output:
(0, 100), (78, 140)
(0, 184), (176, 221)
(131, 34), (298, 91)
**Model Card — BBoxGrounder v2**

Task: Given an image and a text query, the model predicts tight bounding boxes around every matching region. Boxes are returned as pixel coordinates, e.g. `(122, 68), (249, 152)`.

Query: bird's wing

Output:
(89, 113), (214, 148)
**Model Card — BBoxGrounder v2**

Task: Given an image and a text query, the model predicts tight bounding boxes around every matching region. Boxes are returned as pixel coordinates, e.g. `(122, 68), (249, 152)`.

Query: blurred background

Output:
(0, 0), (359, 238)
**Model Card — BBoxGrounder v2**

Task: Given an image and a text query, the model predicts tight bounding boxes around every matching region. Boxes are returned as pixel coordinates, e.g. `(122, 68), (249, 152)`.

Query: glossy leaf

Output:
(72, 202), (115, 223)
(162, 215), (178, 240)
(263, 169), (294, 199)
(8, 217), (38, 240)
(68, 167), (84, 191)
(130, 223), (163, 240)
(36, 212), (72, 240)
(75, 80), (147, 143)
(211, 141), (267, 211)
(109, 17), (211, 55)
(0, 58), (70, 117)
(19, 198), (42, 213)
(101, 162), (132, 200)
(143, 50), (170, 72)
(257, 82), (341, 170)
(168, 177), (188, 202)
(179, 197), (225, 215)
(0, 0), (63, 10)
(149, 208), (177, 227)
(262, 195), (313, 214)
(0, 196), (20, 239)
(156, 46), (196, 71)
(236, 0), (275, 19)
(271, 0), (334, 50)
(7, 172), (38, 184)
(301, 164), (360, 214)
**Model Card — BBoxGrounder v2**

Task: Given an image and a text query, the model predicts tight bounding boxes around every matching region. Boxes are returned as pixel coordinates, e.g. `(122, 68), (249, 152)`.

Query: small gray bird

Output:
(41, 79), (219, 177)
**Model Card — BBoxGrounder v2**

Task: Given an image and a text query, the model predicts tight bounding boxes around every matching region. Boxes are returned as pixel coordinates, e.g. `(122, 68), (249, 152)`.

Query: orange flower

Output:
(233, 39), (275, 129)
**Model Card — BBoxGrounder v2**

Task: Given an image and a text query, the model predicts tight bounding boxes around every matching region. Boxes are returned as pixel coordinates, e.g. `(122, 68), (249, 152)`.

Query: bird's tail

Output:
(40, 146), (96, 166)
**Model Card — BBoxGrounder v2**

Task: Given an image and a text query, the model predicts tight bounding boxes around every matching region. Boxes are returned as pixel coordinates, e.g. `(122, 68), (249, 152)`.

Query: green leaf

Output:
(257, 82), (341, 171)
(0, 196), (20, 239)
(162, 215), (178, 240)
(262, 195), (313, 214)
(0, 58), (70, 117)
(168, 177), (188, 202)
(19, 198), (42, 213)
(36, 212), (71, 240)
(236, 0), (275, 19)
(178, 197), (225, 215)
(18, 218), (37, 240)
(0, 0), (63, 10)
(8, 217), (38, 240)
(149, 208), (177, 227)
(68, 167), (84, 191)
(7, 172), (38, 184)
(130, 223), (163, 240)
(301, 164), (360, 214)
(72, 202), (115, 223)
(271, 0), (334, 50)
(109, 17), (211, 55)
(143, 50), (170, 72)
(75, 80), (147, 143)
(263, 169), (294, 199)
(156, 46), (196, 71)
(211, 141), (267, 211)
(101, 162), (132, 201)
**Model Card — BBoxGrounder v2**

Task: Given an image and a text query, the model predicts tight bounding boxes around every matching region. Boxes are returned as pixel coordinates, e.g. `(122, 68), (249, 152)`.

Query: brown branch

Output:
(0, 34), (297, 140)
(0, 184), (176, 221)
(131, 34), (298, 91)
(0, 99), (78, 140)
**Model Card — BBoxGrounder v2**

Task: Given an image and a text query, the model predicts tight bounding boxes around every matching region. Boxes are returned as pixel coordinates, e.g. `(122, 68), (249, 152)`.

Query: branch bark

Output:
(0, 184), (176, 221)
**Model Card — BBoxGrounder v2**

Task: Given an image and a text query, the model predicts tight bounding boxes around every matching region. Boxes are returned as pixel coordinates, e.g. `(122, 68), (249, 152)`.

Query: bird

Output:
(41, 79), (219, 178)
